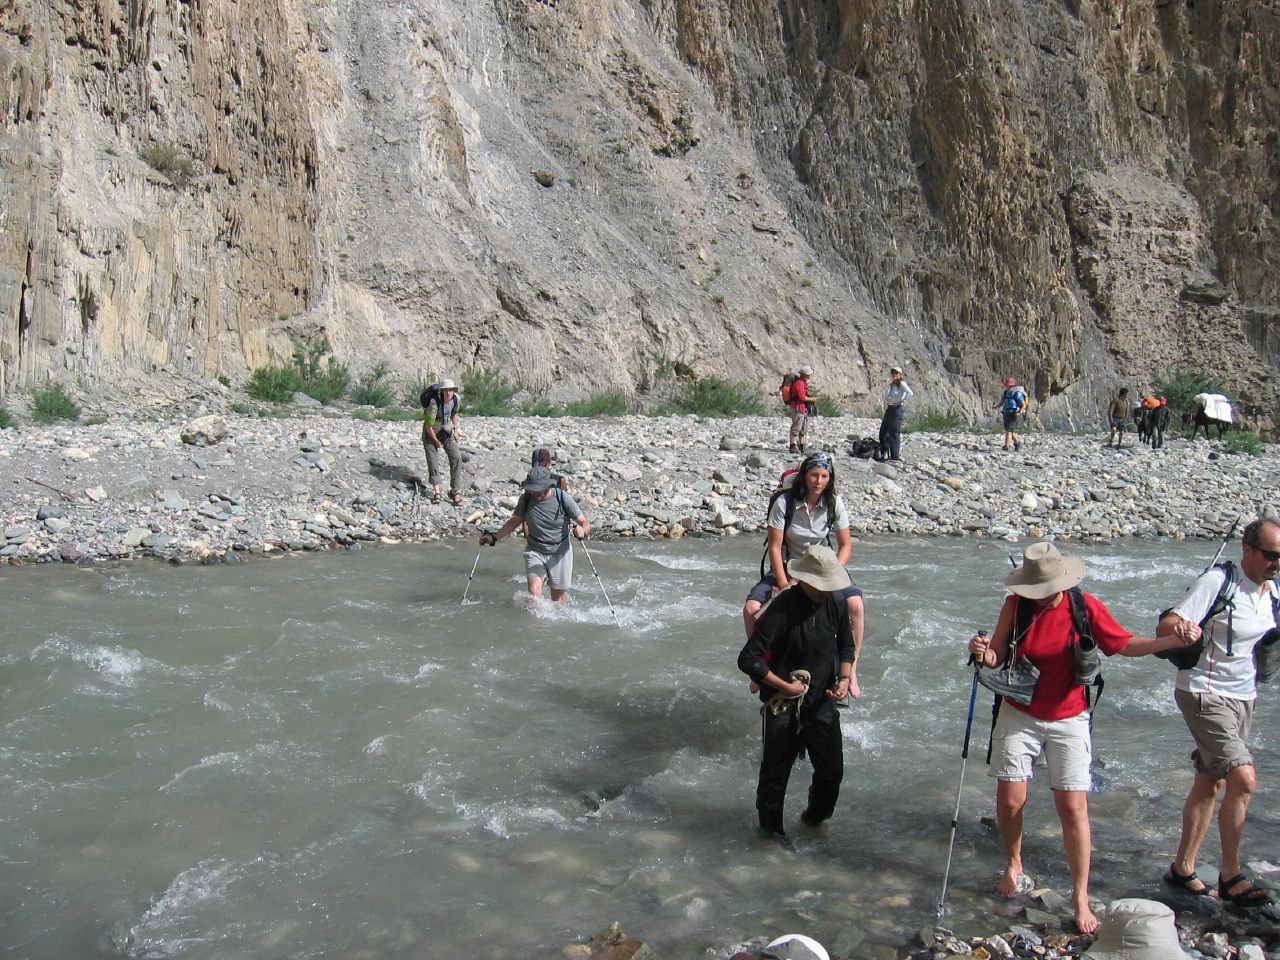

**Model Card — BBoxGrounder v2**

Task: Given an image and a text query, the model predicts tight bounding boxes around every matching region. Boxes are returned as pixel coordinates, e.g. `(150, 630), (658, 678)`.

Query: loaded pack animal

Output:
(1186, 393), (1232, 441)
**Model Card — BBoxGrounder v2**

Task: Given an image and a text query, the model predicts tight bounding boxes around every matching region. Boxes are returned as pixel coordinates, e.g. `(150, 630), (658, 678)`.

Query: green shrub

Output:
(0, 405), (14, 429)
(904, 408), (967, 433)
(248, 364), (304, 403)
(566, 390), (630, 417)
(303, 359), (350, 405)
(1225, 429), (1263, 457)
(32, 383), (81, 423)
(1153, 369), (1227, 416)
(83, 414), (107, 426)
(670, 375), (765, 417)
(461, 367), (517, 416)
(139, 142), (194, 186)
(351, 361), (394, 407)
(521, 397), (562, 417)
(375, 408), (420, 422)
(230, 401), (263, 416)
(813, 395), (843, 418)
(216, 374), (232, 388)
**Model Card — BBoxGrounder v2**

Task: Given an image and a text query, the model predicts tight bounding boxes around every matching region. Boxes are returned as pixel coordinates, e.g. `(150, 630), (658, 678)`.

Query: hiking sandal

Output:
(449, 490), (463, 506)
(1218, 873), (1273, 907)
(1163, 864), (1209, 894)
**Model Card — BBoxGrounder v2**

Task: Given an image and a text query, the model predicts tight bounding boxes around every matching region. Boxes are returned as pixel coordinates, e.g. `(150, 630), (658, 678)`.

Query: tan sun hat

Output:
(1084, 899), (1185, 960)
(438, 378), (461, 392)
(1004, 541), (1086, 600)
(785, 545), (852, 593)
(798, 365), (814, 377)
(890, 365), (903, 375)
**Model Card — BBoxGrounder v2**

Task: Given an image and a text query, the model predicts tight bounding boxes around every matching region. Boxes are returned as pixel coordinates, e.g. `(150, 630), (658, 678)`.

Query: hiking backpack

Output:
(780, 373), (798, 405)
(1156, 561), (1280, 678)
(420, 382), (443, 410)
(1002, 389), (1025, 414)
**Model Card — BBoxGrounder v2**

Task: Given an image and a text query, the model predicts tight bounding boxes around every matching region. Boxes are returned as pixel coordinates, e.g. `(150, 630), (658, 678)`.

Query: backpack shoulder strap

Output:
(1066, 586), (1093, 647)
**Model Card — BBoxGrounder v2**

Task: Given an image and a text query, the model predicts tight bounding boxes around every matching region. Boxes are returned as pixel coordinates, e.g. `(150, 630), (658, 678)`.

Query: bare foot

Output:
(1074, 903), (1100, 935)
(997, 865), (1025, 898)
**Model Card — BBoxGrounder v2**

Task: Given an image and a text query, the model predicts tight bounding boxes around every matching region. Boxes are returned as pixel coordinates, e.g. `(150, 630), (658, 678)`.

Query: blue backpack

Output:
(1002, 388), (1025, 413)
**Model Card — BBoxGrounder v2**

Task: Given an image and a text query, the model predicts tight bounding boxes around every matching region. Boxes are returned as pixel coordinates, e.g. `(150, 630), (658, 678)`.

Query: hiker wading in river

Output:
(967, 542), (1199, 935)
(479, 467), (590, 606)
(1158, 511), (1280, 908)
(738, 545), (857, 838)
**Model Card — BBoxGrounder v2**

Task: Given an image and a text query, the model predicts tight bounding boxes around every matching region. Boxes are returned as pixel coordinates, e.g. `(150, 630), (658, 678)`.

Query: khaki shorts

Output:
(1175, 688), (1254, 777)
(989, 707), (1092, 792)
(524, 544), (573, 591)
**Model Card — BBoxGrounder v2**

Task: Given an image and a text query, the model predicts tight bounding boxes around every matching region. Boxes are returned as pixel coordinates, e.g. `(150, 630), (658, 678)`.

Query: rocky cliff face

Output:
(1, 1), (1276, 424)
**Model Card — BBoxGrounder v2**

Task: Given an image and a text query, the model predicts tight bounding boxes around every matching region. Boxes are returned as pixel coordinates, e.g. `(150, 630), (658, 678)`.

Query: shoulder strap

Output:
(1204, 561), (1239, 656)
(1066, 587), (1093, 648)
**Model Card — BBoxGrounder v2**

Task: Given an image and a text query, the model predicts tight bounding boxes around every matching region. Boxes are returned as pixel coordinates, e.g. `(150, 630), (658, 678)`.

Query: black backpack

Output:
(420, 383), (443, 410)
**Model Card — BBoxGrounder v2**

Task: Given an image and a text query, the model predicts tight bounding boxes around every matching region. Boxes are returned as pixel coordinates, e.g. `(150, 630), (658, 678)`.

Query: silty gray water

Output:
(3, 536), (1278, 959)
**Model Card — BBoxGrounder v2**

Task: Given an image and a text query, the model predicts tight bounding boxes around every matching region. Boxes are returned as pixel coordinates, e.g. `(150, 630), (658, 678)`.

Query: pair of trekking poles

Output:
(936, 517), (1241, 919)
(460, 535), (624, 629)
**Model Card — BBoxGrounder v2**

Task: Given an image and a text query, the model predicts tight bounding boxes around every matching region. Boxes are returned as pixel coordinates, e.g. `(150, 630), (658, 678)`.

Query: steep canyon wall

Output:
(1, 0), (1276, 423)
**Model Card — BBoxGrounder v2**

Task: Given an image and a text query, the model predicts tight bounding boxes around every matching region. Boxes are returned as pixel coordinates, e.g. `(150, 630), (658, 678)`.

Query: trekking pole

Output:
(938, 637), (984, 920)
(1204, 516), (1240, 572)
(577, 535), (623, 629)
(461, 548), (483, 604)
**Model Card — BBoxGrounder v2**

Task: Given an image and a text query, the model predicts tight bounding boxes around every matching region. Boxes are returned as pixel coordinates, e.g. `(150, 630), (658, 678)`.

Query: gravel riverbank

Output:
(0, 405), (1276, 565)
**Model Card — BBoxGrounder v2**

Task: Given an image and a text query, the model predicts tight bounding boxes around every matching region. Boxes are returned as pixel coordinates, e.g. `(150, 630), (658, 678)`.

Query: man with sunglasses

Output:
(1158, 510), (1280, 907)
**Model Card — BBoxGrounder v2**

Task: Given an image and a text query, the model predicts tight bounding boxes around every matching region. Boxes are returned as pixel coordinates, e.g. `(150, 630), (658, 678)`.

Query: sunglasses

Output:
(1247, 543), (1280, 562)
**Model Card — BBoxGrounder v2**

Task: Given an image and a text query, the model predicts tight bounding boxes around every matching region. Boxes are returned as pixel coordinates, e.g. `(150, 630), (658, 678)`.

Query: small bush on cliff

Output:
(0, 406), (14, 430)
(248, 365), (304, 403)
(1153, 369), (1227, 417)
(669, 375), (765, 417)
(904, 408), (967, 433)
(139, 142), (194, 186)
(813, 396), (843, 418)
(461, 368), (517, 416)
(351, 362), (394, 408)
(32, 383), (81, 423)
(302, 359), (350, 405)
(521, 397), (561, 417)
(566, 390), (630, 417)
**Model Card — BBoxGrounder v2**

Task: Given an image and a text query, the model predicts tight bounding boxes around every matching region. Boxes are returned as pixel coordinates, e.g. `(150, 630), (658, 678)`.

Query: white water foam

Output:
(30, 636), (167, 687)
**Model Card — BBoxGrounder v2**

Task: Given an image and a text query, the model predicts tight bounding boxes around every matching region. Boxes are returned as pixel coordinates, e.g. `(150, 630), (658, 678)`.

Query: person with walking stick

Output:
(966, 542), (1199, 934)
(478, 467), (590, 606)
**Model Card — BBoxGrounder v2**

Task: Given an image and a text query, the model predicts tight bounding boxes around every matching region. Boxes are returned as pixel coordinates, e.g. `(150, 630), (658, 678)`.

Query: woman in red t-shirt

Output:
(968, 541), (1199, 935)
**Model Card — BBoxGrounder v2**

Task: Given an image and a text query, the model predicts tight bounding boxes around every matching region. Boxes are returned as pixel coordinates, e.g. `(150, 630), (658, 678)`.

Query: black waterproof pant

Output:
(756, 699), (843, 834)
(878, 404), (904, 460)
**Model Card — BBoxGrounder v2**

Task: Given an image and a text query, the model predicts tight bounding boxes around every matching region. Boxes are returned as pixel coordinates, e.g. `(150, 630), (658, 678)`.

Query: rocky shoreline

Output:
(0, 403), (1276, 566)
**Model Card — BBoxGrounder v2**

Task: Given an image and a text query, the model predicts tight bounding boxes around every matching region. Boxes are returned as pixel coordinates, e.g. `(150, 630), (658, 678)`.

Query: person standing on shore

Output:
(423, 379), (463, 505)
(1158, 511), (1280, 907)
(479, 467), (591, 605)
(878, 366), (913, 462)
(787, 366), (815, 454)
(1106, 388), (1129, 449)
(967, 541), (1199, 935)
(994, 377), (1027, 452)
(738, 545), (856, 837)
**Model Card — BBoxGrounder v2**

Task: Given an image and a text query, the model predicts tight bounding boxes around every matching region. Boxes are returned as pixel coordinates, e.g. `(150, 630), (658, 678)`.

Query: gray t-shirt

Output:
(515, 489), (583, 554)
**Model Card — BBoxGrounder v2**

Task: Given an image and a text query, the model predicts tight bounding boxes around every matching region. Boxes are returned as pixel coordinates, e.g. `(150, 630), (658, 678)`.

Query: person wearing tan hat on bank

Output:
(967, 542), (1200, 934)
(422, 379), (463, 505)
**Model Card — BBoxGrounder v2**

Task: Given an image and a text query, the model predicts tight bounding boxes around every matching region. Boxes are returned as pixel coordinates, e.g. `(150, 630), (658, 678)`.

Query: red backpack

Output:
(779, 373), (797, 404)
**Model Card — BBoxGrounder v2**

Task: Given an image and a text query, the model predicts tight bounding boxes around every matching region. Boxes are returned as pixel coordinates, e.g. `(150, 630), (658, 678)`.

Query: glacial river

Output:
(3, 536), (1277, 959)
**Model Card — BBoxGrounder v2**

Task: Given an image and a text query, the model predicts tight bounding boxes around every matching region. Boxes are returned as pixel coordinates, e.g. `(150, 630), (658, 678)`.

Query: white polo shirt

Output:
(1172, 565), (1279, 700)
(767, 493), (850, 555)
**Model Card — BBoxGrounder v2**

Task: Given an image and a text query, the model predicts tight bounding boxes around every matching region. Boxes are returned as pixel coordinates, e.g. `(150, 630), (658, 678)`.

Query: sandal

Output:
(1218, 873), (1273, 907)
(1164, 864), (1209, 894)
(430, 489), (442, 504)
(449, 490), (463, 506)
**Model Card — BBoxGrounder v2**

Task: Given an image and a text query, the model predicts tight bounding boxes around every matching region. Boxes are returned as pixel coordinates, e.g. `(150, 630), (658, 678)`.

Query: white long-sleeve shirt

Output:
(885, 381), (914, 407)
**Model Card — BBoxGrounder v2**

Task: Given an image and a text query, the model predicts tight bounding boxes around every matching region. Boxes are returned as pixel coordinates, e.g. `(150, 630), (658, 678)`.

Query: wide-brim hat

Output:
(1004, 541), (1085, 599)
(786, 545), (852, 593)
(799, 365), (814, 377)
(1084, 899), (1185, 960)
(890, 366), (903, 375)
(438, 378), (461, 392)
(522, 466), (555, 492)
(1004, 377), (1018, 387)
